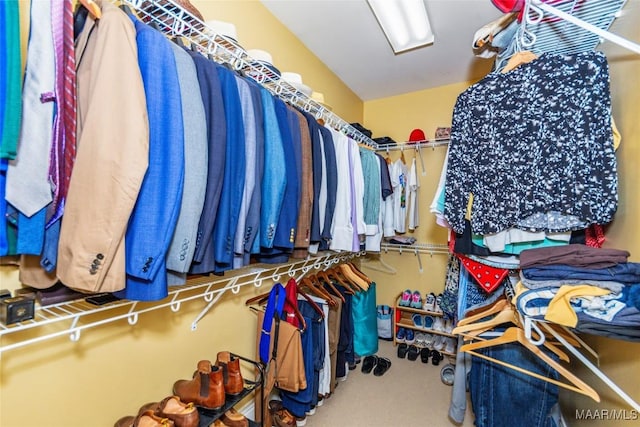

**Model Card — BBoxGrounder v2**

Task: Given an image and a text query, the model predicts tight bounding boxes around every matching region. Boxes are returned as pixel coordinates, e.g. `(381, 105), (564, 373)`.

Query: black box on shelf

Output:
(0, 295), (35, 325)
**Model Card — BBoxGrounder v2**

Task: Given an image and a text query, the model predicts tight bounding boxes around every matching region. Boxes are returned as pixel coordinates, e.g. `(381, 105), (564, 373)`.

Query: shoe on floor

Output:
(441, 364), (456, 386)
(407, 345), (420, 361)
(431, 350), (443, 366)
(361, 355), (378, 374)
(373, 357), (392, 376)
(420, 347), (431, 364)
(397, 343), (409, 359)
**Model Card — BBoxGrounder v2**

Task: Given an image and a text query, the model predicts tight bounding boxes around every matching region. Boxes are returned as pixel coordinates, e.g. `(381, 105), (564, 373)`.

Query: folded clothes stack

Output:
(517, 244), (640, 342)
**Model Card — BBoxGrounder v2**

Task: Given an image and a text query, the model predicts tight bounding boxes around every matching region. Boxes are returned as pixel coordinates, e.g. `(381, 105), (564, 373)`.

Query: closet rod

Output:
(380, 242), (449, 255)
(374, 138), (449, 153)
(117, 0), (380, 149)
(530, 0), (640, 55)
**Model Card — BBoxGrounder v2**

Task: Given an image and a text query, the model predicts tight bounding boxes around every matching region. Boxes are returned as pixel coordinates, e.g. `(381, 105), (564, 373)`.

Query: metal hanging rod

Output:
(0, 251), (363, 354)
(379, 242), (449, 273)
(374, 138), (449, 153)
(117, 0), (379, 149)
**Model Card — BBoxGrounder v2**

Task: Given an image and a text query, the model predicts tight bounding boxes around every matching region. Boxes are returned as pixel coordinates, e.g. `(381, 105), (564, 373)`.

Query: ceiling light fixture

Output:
(367, 0), (434, 54)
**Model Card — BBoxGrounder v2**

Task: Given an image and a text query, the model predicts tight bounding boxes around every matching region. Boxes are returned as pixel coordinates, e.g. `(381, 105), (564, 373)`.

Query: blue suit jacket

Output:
(259, 89), (286, 249)
(187, 51), (226, 275)
(244, 80), (265, 261)
(122, 19), (185, 301)
(166, 42), (208, 285)
(212, 64), (246, 272)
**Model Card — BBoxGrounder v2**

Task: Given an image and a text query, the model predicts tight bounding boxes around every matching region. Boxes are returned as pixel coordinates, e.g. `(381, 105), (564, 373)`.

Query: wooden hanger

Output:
(347, 262), (371, 285)
(455, 298), (509, 328)
(326, 268), (358, 294)
(299, 277), (336, 308)
(314, 271), (347, 302)
(292, 280), (325, 320)
(501, 50), (538, 73)
(338, 263), (369, 291)
(81, 0), (102, 19)
(460, 327), (600, 402)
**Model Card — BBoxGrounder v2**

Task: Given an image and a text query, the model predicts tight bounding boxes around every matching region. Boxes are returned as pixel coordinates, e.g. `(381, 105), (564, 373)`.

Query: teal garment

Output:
(1, 1), (22, 159)
(360, 148), (381, 227)
(352, 281), (379, 357)
(471, 233), (568, 255)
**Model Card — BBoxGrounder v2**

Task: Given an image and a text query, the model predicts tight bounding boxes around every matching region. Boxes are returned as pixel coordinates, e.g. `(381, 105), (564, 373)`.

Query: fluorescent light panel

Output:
(367, 0), (434, 53)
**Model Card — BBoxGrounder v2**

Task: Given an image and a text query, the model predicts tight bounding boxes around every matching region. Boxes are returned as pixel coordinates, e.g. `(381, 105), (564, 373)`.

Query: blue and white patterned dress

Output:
(444, 51), (617, 235)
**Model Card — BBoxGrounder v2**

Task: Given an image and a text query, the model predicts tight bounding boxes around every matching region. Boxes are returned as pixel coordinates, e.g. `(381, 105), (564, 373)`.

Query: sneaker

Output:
(296, 415), (307, 426)
(405, 329), (415, 345)
(423, 333), (434, 349)
(432, 317), (445, 332)
(414, 332), (426, 347)
(423, 292), (436, 311)
(443, 318), (454, 334)
(444, 337), (456, 354)
(399, 289), (412, 307)
(433, 335), (445, 351)
(423, 315), (434, 330)
(412, 313), (423, 328)
(396, 327), (406, 343)
(434, 293), (443, 314)
(410, 290), (422, 309)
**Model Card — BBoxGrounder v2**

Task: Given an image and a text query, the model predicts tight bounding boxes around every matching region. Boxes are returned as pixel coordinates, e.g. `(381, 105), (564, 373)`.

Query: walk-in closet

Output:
(1, 1), (639, 426)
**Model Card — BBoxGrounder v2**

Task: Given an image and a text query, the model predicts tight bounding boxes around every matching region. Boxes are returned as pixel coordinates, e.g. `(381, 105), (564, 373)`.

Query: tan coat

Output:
(56, 0), (149, 292)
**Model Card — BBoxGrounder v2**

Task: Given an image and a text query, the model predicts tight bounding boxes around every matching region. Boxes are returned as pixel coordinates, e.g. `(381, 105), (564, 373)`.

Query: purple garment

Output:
(348, 139), (359, 252)
(520, 244), (630, 269)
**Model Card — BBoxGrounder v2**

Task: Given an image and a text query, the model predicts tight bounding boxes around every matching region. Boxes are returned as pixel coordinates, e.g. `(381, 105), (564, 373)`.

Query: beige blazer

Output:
(56, 1), (149, 292)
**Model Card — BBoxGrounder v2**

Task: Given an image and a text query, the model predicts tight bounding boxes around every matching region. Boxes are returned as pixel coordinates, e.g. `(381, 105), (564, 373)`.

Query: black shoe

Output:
(397, 343), (409, 359)
(420, 347), (430, 364)
(431, 350), (443, 366)
(361, 355), (378, 374)
(407, 345), (419, 361)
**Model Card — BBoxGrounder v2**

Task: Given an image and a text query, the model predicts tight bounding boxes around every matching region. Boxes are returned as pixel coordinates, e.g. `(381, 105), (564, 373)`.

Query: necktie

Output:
(47, 0), (76, 227)
(5, 0), (56, 217)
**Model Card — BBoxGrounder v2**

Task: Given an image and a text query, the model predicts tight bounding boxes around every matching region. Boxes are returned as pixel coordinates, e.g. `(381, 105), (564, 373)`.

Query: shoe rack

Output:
(197, 353), (264, 427)
(393, 292), (457, 357)
(0, 252), (363, 354)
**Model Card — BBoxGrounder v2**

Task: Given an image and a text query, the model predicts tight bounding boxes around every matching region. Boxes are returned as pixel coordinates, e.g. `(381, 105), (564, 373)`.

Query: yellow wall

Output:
(0, 1), (364, 426)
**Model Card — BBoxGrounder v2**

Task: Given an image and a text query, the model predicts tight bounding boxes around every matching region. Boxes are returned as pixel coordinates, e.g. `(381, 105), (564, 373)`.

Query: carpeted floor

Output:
(303, 339), (475, 427)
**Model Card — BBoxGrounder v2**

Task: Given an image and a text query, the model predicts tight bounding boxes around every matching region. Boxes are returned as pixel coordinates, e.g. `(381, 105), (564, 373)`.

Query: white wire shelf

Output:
(517, 0), (637, 56)
(117, 0), (379, 148)
(0, 251), (363, 354)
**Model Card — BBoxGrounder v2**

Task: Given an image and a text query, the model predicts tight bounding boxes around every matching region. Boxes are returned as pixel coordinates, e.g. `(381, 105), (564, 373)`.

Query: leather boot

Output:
(138, 396), (199, 427)
(173, 360), (225, 410)
(134, 410), (174, 426)
(216, 351), (244, 395)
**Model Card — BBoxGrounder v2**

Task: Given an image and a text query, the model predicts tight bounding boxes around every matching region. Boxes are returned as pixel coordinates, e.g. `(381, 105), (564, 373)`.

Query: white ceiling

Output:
(261, 0), (506, 101)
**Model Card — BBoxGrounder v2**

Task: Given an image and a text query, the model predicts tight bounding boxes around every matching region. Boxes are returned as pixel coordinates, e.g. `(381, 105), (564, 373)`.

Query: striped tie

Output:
(47, 0), (76, 227)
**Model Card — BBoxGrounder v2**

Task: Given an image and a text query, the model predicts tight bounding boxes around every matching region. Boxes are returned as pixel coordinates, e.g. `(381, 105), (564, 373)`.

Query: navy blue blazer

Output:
(186, 50), (227, 275)
(302, 112), (323, 245)
(243, 80), (265, 261)
(318, 125), (338, 250)
(122, 19), (185, 301)
(212, 64), (246, 272)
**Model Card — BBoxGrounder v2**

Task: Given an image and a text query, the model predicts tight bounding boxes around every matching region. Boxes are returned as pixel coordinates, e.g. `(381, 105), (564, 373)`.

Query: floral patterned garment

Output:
(444, 51), (617, 235)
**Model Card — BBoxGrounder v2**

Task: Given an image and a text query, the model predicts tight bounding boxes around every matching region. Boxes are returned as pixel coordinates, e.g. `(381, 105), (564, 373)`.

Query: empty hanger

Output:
(460, 326), (600, 402)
